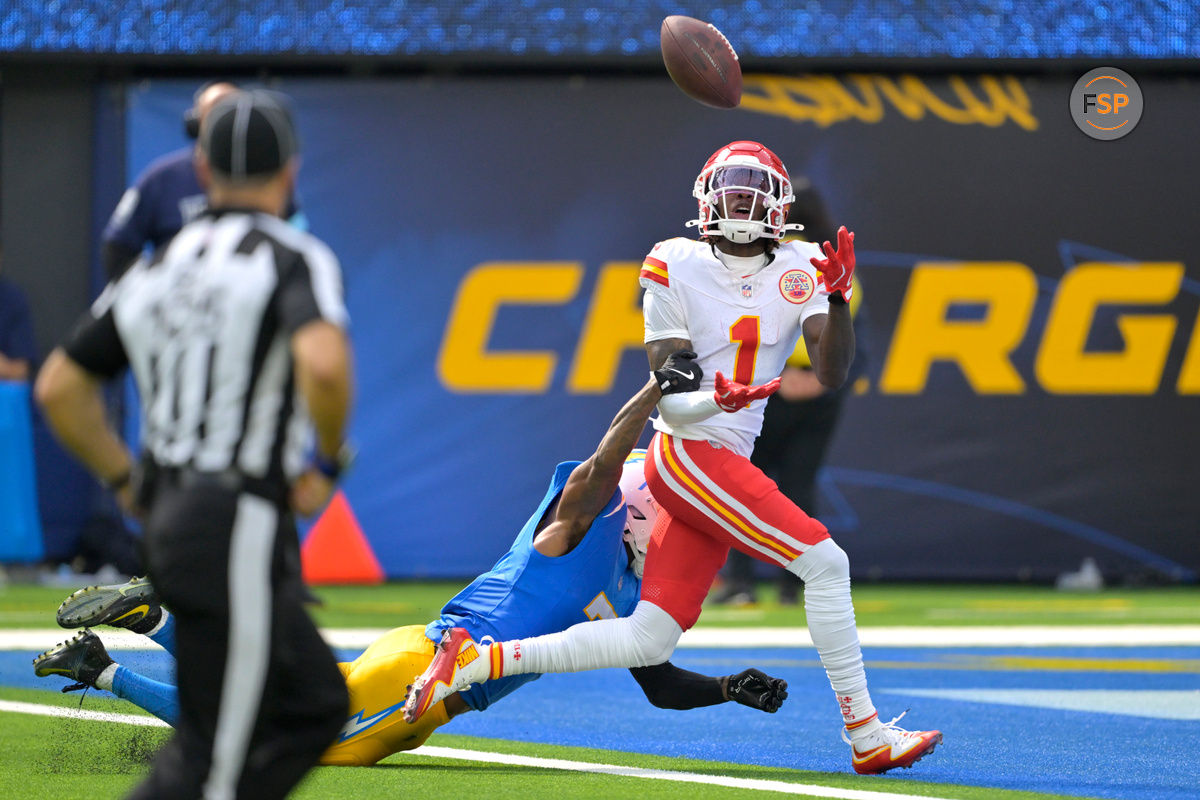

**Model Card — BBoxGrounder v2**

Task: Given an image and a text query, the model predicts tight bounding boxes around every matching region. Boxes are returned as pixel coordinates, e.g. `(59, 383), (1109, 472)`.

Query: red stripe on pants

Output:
(641, 433), (829, 629)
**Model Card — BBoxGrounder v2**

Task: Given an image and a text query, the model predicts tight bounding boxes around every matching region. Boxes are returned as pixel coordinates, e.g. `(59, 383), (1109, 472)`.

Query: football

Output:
(659, 15), (742, 109)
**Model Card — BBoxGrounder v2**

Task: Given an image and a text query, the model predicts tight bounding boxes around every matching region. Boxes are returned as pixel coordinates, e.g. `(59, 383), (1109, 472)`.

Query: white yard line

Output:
(679, 625), (1200, 648)
(0, 699), (169, 727)
(4, 625), (1200, 651)
(409, 745), (957, 800)
(0, 700), (956, 800)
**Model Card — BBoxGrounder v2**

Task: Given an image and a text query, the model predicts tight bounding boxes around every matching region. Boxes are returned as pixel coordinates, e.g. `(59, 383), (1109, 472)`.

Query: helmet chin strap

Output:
(717, 219), (765, 244)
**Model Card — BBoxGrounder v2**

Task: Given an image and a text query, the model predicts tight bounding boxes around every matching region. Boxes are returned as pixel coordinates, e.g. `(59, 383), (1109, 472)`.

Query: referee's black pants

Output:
(128, 480), (347, 800)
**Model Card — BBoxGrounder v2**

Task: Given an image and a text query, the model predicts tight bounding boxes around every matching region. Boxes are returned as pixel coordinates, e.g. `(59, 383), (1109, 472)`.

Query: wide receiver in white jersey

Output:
(403, 141), (941, 775)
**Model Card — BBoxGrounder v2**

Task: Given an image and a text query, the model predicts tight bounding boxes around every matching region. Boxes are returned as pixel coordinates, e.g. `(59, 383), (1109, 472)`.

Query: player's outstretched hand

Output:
(726, 668), (788, 713)
(713, 371), (780, 412)
(810, 225), (855, 303)
(653, 349), (703, 394)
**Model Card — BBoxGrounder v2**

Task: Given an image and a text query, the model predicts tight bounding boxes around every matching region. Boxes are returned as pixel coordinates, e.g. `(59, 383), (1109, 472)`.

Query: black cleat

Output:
(56, 576), (162, 634)
(33, 629), (114, 692)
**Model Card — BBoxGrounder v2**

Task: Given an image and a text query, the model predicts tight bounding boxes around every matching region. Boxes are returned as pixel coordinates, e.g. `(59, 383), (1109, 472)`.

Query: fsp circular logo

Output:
(1070, 68), (1143, 140)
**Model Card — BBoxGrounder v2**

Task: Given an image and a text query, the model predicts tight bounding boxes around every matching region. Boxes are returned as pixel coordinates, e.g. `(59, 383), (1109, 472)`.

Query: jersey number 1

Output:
(729, 315), (761, 385)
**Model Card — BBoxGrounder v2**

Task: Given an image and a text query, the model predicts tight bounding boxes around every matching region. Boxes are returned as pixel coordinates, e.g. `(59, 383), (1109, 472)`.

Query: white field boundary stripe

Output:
(678, 625), (1200, 648)
(5, 625), (1200, 651)
(411, 745), (953, 800)
(0, 699), (169, 727)
(0, 700), (954, 800)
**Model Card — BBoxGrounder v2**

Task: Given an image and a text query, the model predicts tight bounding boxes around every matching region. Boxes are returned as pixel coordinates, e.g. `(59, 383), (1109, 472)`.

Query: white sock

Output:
(95, 663), (118, 691)
(497, 600), (682, 676)
(144, 609), (169, 638)
(787, 539), (881, 740)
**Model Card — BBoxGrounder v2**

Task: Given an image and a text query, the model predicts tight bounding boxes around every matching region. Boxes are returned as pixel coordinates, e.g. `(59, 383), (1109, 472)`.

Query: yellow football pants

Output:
(320, 625), (451, 766)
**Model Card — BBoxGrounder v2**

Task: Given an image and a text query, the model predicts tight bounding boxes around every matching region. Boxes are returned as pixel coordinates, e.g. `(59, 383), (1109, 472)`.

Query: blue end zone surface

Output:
(438, 646), (1200, 800)
(3, 644), (1196, 800)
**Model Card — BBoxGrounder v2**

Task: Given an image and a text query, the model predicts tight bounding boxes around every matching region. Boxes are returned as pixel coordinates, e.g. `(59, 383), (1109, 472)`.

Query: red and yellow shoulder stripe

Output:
(640, 256), (669, 287)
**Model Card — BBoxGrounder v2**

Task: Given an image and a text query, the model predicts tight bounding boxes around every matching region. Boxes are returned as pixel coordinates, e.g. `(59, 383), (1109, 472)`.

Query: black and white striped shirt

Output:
(65, 208), (348, 484)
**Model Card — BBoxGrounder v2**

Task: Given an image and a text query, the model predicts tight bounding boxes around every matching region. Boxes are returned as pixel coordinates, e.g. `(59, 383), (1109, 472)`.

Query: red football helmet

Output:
(687, 141), (801, 244)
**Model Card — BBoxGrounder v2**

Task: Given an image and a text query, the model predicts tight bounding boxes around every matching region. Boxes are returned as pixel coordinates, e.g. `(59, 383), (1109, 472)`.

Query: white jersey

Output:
(640, 237), (831, 457)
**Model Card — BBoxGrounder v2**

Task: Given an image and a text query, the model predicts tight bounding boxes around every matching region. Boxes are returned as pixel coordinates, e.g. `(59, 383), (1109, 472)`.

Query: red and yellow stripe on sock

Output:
(488, 642), (504, 680)
(845, 711), (879, 731)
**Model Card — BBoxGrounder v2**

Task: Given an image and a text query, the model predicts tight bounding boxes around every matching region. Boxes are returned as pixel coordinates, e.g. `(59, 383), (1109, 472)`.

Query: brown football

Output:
(660, 15), (742, 109)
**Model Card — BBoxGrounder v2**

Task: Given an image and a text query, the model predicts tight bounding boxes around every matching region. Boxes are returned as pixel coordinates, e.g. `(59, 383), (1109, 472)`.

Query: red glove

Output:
(713, 371), (781, 413)
(810, 225), (855, 302)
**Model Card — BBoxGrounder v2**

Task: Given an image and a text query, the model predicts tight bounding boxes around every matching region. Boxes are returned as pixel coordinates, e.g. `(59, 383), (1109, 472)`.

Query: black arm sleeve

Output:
(61, 302), (128, 380)
(628, 662), (725, 710)
(276, 256), (324, 335)
(274, 245), (348, 335)
(102, 241), (142, 282)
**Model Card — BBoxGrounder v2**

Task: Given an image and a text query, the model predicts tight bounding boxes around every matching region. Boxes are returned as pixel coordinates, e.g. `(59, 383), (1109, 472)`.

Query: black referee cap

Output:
(201, 90), (298, 180)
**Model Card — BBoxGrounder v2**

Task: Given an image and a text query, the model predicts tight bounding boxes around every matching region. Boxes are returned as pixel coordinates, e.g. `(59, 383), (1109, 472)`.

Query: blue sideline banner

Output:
(0, 382), (44, 562)
(122, 75), (1200, 581)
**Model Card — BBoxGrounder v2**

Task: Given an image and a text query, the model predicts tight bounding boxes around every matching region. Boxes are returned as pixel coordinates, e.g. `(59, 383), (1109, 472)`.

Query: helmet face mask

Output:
(619, 450), (658, 579)
(687, 141), (800, 244)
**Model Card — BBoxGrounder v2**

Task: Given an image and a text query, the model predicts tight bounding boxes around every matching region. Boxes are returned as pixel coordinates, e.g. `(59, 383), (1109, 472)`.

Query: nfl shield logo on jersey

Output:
(741, 283), (753, 298)
(779, 270), (815, 304)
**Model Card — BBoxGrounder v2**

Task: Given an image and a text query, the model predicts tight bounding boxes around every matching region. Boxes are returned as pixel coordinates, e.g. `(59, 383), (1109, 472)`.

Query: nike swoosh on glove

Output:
(653, 350), (703, 394)
(810, 225), (855, 303)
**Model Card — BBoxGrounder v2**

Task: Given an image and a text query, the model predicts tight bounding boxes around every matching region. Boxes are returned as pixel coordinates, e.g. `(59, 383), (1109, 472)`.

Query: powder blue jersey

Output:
(426, 461), (639, 711)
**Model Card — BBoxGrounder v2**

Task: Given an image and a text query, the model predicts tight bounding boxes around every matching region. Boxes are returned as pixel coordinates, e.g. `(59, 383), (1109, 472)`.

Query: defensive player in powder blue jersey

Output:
(34, 352), (787, 765)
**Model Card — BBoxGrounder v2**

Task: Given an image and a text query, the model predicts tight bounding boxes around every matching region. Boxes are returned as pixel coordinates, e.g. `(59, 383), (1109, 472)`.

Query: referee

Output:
(36, 90), (351, 799)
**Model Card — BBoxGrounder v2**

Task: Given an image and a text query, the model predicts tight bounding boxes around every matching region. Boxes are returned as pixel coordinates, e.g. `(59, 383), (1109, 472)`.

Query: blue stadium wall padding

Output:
(121, 77), (1200, 582)
(0, 382), (44, 562)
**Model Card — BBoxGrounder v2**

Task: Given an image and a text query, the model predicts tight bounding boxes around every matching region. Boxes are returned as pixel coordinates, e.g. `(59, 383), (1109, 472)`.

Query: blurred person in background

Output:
(74, 81), (242, 580)
(0, 243), (36, 381)
(36, 90), (350, 799)
(101, 81), (239, 280)
(0, 240), (39, 573)
(102, 80), (307, 280)
(86, 80), (311, 581)
(710, 181), (868, 606)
